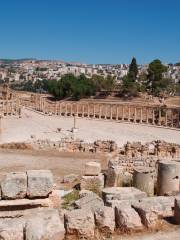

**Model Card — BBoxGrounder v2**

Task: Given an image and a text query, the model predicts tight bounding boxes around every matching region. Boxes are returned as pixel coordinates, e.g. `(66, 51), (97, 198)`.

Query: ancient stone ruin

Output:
(0, 83), (21, 117)
(20, 94), (180, 128)
(0, 158), (180, 239)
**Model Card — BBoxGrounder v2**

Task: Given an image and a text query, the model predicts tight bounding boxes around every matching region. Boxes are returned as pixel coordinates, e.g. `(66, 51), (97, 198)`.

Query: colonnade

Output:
(0, 99), (21, 116)
(22, 96), (180, 128)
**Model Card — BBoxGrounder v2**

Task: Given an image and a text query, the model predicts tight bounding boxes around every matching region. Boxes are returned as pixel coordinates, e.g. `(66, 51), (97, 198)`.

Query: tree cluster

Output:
(10, 58), (179, 99)
(121, 58), (178, 97)
(11, 74), (116, 100)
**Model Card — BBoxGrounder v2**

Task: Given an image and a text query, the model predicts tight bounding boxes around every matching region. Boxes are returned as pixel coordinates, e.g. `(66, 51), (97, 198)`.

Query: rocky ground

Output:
(1, 108), (180, 146)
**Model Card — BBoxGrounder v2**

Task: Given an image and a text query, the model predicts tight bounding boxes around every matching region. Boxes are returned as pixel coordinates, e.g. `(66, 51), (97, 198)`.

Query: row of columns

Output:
(0, 100), (21, 116)
(32, 98), (180, 128)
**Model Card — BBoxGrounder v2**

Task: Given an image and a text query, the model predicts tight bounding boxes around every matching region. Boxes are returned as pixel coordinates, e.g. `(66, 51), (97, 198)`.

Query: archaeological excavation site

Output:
(0, 85), (180, 240)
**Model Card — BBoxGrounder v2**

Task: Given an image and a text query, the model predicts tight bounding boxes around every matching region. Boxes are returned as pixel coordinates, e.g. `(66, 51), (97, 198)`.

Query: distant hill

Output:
(0, 58), (36, 63)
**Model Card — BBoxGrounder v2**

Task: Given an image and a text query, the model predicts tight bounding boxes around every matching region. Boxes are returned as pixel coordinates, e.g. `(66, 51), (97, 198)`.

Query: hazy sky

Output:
(0, 0), (179, 64)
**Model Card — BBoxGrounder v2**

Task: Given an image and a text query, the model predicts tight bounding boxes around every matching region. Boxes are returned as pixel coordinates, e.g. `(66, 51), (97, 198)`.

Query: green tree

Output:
(128, 57), (138, 82)
(103, 75), (116, 91)
(147, 59), (168, 95)
(120, 57), (139, 97)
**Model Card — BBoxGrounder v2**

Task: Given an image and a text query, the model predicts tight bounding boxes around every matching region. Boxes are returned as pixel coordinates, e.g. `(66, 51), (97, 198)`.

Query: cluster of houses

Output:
(0, 59), (179, 84)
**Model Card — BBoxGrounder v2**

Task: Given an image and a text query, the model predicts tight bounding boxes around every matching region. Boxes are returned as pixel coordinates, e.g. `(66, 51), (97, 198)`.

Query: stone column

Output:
(128, 106), (131, 121)
(133, 168), (155, 197)
(122, 106), (124, 120)
(105, 105), (107, 120)
(2, 102), (4, 116)
(74, 113), (77, 129)
(59, 103), (61, 116)
(171, 109), (174, 127)
(140, 108), (143, 123)
(165, 109), (168, 126)
(43, 99), (45, 113)
(134, 107), (137, 123)
(158, 108), (161, 125)
(110, 105), (113, 120)
(116, 105), (119, 121)
(6, 100), (8, 115)
(157, 160), (179, 196)
(146, 108), (149, 124)
(65, 104), (67, 116)
(82, 104), (85, 117)
(152, 109), (155, 125)
(70, 103), (73, 116)
(76, 104), (79, 116)
(99, 105), (102, 119)
(87, 104), (90, 118)
(0, 114), (2, 134)
(93, 104), (96, 118)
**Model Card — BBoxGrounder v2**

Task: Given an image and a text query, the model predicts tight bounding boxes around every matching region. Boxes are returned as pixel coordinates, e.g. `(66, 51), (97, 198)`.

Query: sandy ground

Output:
(0, 149), (107, 188)
(1, 108), (180, 146)
(115, 226), (180, 240)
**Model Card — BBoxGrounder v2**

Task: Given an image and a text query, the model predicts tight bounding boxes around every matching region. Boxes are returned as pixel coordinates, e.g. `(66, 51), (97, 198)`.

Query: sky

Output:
(0, 0), (180, 64)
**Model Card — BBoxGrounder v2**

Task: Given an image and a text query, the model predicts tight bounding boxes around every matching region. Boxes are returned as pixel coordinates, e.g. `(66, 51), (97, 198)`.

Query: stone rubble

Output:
(0, 153), (180, 240)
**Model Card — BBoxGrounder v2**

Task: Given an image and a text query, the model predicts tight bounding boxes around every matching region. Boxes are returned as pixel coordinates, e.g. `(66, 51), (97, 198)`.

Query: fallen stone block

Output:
(115, 205), (143, 232)
(64, 209), (95, 239)
(107, 199), (139, 208)
(132, 196), (174, 228)
(174, 197), (180, 224)
(0, 219), (24, 240)
(95, 206), (115, 234)
(1, 172), (27, 200)
(102, 187), (147, 205)
(49, 190), (61, 209)
(79, 189), (94, 198)
(0, 198), (53, 213)
(74, 192), (104, 212)
(27, 170), (53, 198)
(25, 209), (65, 240)
(80, 173), (104, 193)
(84, 162), (101, 176)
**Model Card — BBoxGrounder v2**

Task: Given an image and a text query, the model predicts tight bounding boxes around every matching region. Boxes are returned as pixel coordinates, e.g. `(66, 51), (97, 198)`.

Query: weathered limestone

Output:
(133, 168), (155, 196)
(80, 173), (104, 192)
(62, 174), (79, 184)
(0, 219), (24, 240)
(1, 172), (27, 200)
(74, 192), (104, 212)
(49, 190), (61, 209)
(132, 196), (174, 228)
(94, 206), (115, 234)
(0, 198), (53, 213)
(115, 205), (143, 232)
(173, 160), (180, 189)
(157, 161), (179, 196)
(102, 187), (147, 205)
(174, 197), (180, 224)
(106, 166), (124, 187)
(25, 209), (65, 240)
(65, 209), (95, 239)
(27, 170), (54, 198)
(84, 161), (101, 176)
